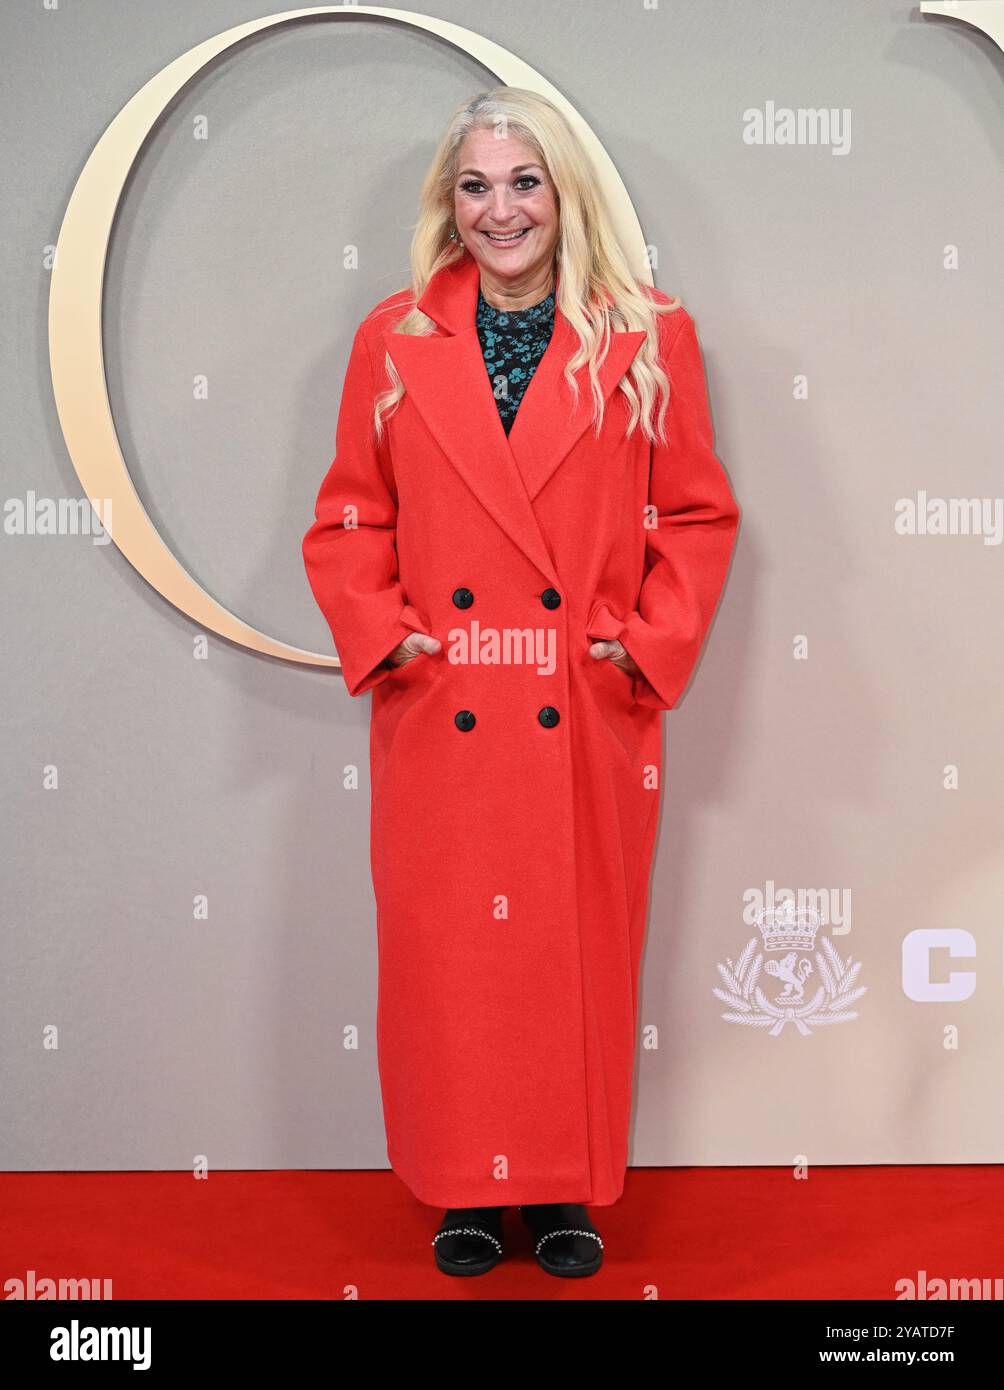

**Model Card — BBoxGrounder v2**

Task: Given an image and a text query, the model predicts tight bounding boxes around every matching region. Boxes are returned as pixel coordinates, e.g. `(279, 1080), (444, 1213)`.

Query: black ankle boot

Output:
(432, 1206), (505, 1276)
(519, 1202), (604, 1277)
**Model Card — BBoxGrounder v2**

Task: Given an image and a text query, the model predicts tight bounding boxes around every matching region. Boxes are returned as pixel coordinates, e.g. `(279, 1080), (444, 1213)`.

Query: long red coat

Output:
(303, 250), (740, 1208)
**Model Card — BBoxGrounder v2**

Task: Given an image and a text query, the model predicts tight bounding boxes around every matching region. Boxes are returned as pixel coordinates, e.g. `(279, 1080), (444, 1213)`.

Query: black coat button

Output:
(538, 706), (560, 728)
(452, 588), (474, 609)
(454, 710), (476, 731)
(541, 588), (561, 609)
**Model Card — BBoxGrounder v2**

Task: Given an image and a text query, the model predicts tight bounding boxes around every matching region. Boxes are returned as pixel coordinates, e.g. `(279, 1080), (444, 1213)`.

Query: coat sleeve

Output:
(596, 310), (740, 711)
(302, 321), (430, 696)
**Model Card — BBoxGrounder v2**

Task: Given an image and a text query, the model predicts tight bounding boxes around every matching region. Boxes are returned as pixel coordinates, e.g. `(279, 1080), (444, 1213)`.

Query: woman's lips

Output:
(480, 227), (531, 245)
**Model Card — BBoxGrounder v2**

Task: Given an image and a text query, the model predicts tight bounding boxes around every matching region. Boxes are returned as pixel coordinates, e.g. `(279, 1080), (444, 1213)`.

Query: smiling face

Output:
(453, 127), (560, 307)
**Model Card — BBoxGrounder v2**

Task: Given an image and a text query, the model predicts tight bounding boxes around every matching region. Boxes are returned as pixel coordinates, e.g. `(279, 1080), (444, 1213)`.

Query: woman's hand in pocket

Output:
(588, 639), (641, 679)
(384, 631), (442, 668)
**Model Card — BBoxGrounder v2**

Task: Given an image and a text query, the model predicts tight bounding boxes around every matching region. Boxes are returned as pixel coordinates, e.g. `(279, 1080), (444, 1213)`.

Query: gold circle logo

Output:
(48, 6), (649, 665)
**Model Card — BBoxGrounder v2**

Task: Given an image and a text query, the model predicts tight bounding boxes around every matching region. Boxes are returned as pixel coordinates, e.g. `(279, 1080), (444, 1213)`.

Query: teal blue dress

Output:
(475, 287), (556, 435)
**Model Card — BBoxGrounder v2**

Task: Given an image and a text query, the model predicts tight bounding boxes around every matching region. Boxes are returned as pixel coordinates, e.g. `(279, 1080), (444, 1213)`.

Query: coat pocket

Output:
(584, 598), (641, 701)
(385, 601), (435, 675)
(389, 650), (430, 678)
(585, 598), (626, 645)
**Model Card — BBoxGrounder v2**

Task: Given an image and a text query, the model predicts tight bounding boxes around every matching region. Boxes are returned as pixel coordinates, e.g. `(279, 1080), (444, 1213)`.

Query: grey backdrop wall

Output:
(3, 0), (1003, 1174)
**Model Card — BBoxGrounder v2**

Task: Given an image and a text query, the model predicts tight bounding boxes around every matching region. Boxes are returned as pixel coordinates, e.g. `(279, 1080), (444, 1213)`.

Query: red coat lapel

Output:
(379, 251), (646, 585)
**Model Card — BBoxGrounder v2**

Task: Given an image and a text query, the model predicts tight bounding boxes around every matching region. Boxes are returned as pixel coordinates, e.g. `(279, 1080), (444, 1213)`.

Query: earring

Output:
(450, 225), (464, 248)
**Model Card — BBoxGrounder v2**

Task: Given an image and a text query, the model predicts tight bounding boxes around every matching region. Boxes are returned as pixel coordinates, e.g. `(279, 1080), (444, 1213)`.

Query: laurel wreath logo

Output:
(713, 935), (867, 1037)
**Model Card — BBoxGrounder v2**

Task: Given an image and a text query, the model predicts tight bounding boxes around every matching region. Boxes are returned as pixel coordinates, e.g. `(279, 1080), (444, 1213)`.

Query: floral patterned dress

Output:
(475, 286), (556, 435)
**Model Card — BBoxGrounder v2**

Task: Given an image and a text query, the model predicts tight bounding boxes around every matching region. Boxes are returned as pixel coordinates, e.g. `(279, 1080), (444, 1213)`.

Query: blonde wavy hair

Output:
(372, 87), (682, 446)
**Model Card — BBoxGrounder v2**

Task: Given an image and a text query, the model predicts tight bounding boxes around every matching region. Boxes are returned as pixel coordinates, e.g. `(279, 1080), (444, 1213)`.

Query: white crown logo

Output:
(755, 900), (821, 952)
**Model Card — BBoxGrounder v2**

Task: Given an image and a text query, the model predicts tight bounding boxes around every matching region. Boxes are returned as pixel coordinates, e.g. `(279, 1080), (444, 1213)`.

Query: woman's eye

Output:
(458, 176), (542, 194)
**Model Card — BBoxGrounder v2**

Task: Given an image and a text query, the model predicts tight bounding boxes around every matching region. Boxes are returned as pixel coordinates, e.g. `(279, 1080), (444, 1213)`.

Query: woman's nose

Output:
(488, 196), (517, 221)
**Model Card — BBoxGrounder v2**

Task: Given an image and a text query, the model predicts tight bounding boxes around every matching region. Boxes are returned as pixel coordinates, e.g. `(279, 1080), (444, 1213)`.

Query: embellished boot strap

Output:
(431, 1209), (504, 1254)
(532, 1227), (603, 1256)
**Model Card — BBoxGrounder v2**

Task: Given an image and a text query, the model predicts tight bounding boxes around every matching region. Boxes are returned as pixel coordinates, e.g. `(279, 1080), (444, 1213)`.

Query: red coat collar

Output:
(380, 250), (646, 586)
(416, 248), (561, 333)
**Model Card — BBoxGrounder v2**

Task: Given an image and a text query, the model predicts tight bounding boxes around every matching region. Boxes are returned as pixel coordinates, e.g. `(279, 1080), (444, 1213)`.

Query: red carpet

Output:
(2, 1166), (999, 1300)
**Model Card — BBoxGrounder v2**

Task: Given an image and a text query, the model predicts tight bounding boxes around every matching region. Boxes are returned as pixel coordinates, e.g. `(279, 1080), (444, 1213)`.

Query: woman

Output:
(302, 88), (740, 1278)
